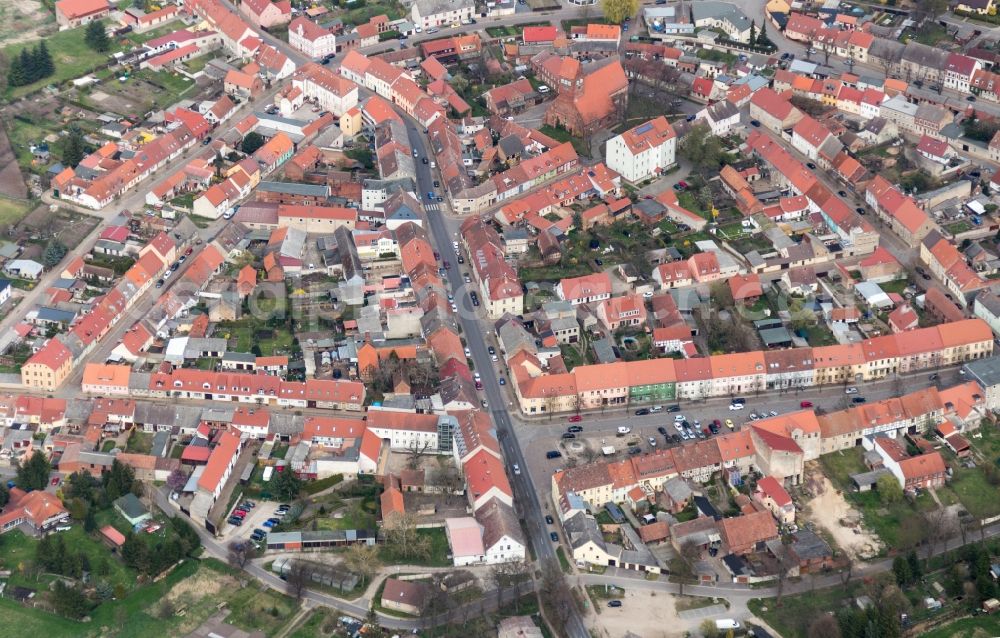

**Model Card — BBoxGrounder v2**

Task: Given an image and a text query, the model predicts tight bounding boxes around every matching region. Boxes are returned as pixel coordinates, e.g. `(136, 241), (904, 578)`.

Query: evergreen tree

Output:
(42, 239), (67, 268)
(83, 506), (96, 533)
(62, 128), (86, 168)
(84, 20), (110, 53)
(273, 467), (303, 501)
(103, 459), (135, 501)
(19, 48), (37, 84)
(241, 131), (265, 155)
(51, 581), (91, 619)
(758, 21), (771, 48)
(7, 53), (26, 87)
(907, 550), (922, 582)
(749, 21), (757, 48)
(133, 0), (147, 9)
(16, 450), (51, 491)
(892, 556), (911, 586)
(0, 484), (8, 508)
(36, 41), (55, 78)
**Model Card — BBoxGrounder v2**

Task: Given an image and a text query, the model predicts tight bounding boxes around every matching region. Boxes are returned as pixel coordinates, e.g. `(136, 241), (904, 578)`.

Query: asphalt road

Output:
(399, 118), (590, 637)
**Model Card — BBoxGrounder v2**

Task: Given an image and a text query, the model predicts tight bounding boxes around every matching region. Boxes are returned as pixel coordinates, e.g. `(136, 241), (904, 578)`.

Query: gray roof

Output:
(563, 511), (606, 552)
(788, 529), (833, 561)
(413, 0), (473, 18)
(114, 492), (147, 519)
(964, 355), (1000, 389)
(691, 1), (750, 27)
(257, 181), (330, 197)
(36, 307), (77, 323)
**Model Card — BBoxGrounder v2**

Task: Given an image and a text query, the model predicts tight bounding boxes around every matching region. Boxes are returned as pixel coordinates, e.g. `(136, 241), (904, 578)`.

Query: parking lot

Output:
(221, 500), (287, 541)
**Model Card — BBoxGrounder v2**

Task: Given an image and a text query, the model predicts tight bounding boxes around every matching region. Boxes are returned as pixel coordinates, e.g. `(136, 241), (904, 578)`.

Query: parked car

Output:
(568, 415), (582, 422)
(800, 400), (814, 408)
(608, 600), (622, 608)
(666, 404), (681, 412)
(561, 432), (576, 439)
(725, 419), (735, 429)
(546, 515), (554, 524)
(635, 408), (650, 416)
(568, 425), (583, 433)
(845, 386), (859, 394)
(657, 426), (668, 436)
(852, 397), (867, 404)
(546, 450), (562, 459)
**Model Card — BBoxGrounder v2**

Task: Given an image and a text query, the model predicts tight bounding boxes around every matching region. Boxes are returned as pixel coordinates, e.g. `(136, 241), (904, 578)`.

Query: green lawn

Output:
(538, 125), (588, 157)
(183, 52), (219, 74)
(949, 465), (1000, 519)
(748, 584), (860, 638)
(557, 546), (571, 573)
(0, 527), (135, 594)
(805, 324), (838, 347)
(379, 528), (451, 567)
(922, 615), (1000, 638)
(819, 447), (867, 491)
(126, 431), (153, 454)
(0, 196), (32, 227)
(3, 25), (125, 99)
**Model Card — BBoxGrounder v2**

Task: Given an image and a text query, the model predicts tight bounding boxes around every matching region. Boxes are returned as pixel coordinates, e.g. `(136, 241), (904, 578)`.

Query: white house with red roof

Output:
(190, 430), (242, 523)
(753, 475), (795, 525)
(944, 53), (980, 94)
(605, 116), (676, 183)
(288, 16), (336, 59)
(0, 488), (69, 535)
(463, 449), (513, 512)
(556, 272), (612, 305)
(55, 0), (110, 28)
(240, 0), (291, 28)
(916, 135), (953, 167)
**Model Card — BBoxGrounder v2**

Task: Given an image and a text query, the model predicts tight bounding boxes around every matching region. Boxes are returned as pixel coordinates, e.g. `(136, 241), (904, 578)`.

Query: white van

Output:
(617, 426), (631, 434)
(715, 619), (740, 631)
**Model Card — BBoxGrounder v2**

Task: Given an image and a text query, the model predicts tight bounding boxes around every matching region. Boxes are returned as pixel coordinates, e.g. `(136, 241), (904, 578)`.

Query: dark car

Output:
(838, 190), (848, 197)
(806, 162), (817, 170)
(594, 258), (603, 266)
(202, 136), (213, 145)
(628, 447), (641, 455)
(780, 52), (789, 60)
(657, 426), (668, 436)
(670, 434), (682, 444)
(851, 397), (867, 404)
(667, 404), (681, 412)
(155, 279), (164, 288)
(546, 515), (554, 524)
(568, 425), (583, 433)
(709, 423), (720, 434)
(422, 157), (428, 164)
(608, 600), (622, 608)
(856, 207), (866, 215)
(561, 432), (576, 439)
(251, 529), (266, 540)
(228, 517), (243, 526)
(546, 450), (563, 459)
(635, 408), (650, 416)
(488, 346), (496, 355)
(967, 95), (977, 102)
(433, 180), (440, 187)
(750, 119), (761, 127)
(929, 373), (939, 381)
(470, 293), (480, 306)
(550, 532), (559, 542)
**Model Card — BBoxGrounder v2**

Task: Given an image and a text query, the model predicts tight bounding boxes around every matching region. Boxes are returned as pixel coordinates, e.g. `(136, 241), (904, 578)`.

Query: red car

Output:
(186, 247), (194, 256)
(800, 400), (814, 408)
(568, 415), (582, 423)
(50, 476), (60, 486)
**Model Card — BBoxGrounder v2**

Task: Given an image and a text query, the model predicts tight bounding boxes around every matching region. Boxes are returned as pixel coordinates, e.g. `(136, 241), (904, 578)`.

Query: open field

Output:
(0, 0), (54, 48)
(0, 196), (32, 227)
(0, 123), (27, 199)
(748, 585), (860, 638)
(2, 25), (125, 100)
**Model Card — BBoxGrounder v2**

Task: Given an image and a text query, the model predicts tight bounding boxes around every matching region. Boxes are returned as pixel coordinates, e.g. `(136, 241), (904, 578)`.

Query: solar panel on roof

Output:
(634, 123), (653, 135)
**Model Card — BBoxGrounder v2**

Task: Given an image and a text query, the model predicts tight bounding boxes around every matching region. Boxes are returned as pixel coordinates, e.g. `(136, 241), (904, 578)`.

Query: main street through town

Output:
(10, 0), (1000, 633)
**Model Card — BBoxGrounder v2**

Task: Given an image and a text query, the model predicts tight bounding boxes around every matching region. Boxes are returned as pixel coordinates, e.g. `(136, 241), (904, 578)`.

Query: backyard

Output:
(2, 25), (126, 99)
(748, 584), (861, 638)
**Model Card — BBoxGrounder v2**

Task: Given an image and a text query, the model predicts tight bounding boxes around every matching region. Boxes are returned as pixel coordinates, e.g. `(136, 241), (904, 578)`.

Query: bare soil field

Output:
(802, 472), (883, 560)
(0, 0), (55, 48)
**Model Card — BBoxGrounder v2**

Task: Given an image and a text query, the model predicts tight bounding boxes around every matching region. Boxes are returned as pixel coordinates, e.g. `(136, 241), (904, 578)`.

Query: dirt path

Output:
(802, 473), (883, 560)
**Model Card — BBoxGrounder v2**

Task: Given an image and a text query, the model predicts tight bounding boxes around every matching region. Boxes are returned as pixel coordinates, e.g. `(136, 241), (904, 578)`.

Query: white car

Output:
(845, 387), (859, 395)
(650, 405), (663, 413)
(473, 371), (481, 381)
(538, 85), (550, 93)
(673, 414), (685, 422)
(648, 437), (657, 447)
(513, 464), (521, 475)
(617, 426), (631, 434)
(464, 347), (472, 357)
(673, 422), (684, 433)
(728, 403), (745, 411)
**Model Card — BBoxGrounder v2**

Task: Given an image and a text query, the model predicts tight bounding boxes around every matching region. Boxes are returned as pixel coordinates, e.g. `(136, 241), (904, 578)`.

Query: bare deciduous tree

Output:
(342, 542), (381, 587)
(227, 540), (257, 570)
(284, 560), (309, 600)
